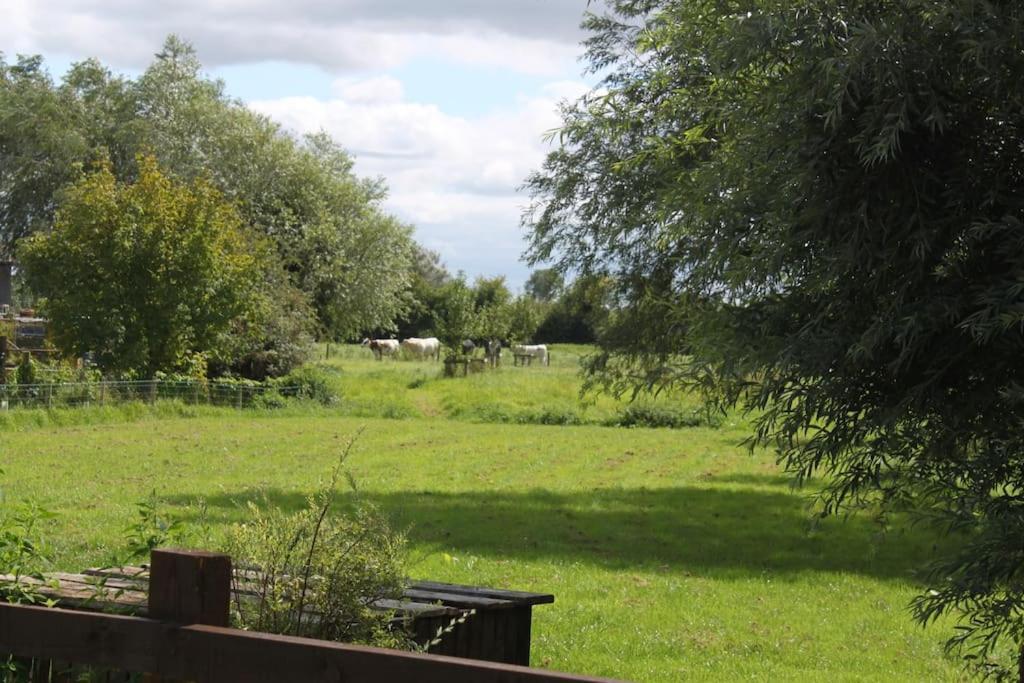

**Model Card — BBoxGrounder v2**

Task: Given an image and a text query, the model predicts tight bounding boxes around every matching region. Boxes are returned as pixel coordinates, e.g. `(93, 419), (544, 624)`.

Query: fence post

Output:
(148, 548), (232, 627)
(146, 549), (231, 682)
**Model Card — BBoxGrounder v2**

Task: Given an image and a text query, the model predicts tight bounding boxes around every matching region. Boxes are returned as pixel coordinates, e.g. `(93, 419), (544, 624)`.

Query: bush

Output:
(611, 404), (721, 429)
(274, 366), (339, 405)
(15, 353), (36, 386)
(223, 440), (409, 648)
(516, 406), (584, 426)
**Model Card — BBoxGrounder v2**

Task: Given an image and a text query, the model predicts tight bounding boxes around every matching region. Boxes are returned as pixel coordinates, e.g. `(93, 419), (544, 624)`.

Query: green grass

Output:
(313, 343), (714, 427)
(0, 347), (967, 681)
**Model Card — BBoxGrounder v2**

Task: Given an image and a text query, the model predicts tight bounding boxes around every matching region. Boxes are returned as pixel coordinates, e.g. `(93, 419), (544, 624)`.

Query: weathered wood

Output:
(0, 603), (625, 683)
(401, 588), (515, 610)
(148, 549), (231, 627)
(514, 605), (534, 666)
(409, 580), (554, 606)
(46, 566), (553, 666)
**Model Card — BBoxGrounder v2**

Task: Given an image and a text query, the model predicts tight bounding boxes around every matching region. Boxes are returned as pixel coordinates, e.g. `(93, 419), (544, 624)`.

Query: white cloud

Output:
(250, 76), (591, 284)
(2, 0), (593, 76)
(333, 76), (404, 104)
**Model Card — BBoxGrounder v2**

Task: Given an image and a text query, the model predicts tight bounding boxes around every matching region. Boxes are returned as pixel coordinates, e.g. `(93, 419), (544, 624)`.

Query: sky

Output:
(0, 1), (603, 289)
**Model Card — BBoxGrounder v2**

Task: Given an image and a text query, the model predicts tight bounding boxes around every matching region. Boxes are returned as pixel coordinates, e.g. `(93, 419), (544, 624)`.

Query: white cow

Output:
(512, 343), (549, 367)
(401, 337), (441, 361)
(361, 338), (400, 360)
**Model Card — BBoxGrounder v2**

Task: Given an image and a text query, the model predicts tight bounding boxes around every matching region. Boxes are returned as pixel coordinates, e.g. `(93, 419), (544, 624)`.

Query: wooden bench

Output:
(2, 564), (554, 667)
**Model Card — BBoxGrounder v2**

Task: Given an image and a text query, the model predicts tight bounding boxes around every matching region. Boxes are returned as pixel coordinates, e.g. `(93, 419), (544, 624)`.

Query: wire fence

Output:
(0, 379), (297, 411)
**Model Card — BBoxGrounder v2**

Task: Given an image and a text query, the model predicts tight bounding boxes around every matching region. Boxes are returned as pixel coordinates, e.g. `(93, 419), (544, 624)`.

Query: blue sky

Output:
(1, 1), (601, 289)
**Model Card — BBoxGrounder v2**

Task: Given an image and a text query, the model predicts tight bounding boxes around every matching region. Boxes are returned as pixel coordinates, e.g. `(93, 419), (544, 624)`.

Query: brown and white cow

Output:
(361, 338), (400, 360)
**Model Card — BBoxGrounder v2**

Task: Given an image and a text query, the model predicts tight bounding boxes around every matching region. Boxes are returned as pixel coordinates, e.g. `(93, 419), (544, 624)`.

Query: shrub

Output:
(517, 406), (584, 426)
(611, 404), (721, 429)
(14, 353), (36, 386)
(274, 366), (339, 405)
(223, 438), (409, 648)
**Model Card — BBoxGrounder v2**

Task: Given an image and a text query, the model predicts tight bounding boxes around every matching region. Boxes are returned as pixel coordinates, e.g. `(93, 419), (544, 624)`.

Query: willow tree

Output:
(526, 1), (1024, 675)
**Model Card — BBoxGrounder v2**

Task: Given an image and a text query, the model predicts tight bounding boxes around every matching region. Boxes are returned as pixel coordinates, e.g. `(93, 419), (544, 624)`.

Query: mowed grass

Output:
(0, 347), (965, 681)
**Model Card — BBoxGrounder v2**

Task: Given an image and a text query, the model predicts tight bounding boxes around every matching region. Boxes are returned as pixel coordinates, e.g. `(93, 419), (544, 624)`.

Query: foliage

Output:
(213, 271), (316, 380)
(123, 492), (183, 562)
(524, 268), (564, 303)
(506, 295), (545, 344)
(20, 155), (263, 376)
(14, 354), (35, 386)
(535, 275), (612, 344)
(432, 278), (477, 357)
(525, 0), (1024, 675)
(0, 56), (89, 259)
(0, 471), (55, 607)
(1, 38), (416, 341)
(273, 365), (340, 405)
(610, 403), (720, 430)
(224, 437), (408, 647)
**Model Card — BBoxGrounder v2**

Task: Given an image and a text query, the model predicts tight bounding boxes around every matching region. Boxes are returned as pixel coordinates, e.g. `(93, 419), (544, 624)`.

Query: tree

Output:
(524, 268), (564, 302)
(507, 295), (544, 344)
(432, 277), (477, 358)
(0, 54), (91, 258)
(535, 274), (612, 344)
(525, 1), (1024, 676)
(3, 37), (416, 341)
(20, 156), (262, 376)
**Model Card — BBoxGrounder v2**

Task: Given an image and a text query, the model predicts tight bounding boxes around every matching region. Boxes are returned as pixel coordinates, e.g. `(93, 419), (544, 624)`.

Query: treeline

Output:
(1, 36), (416, 378)
(388, 261), (612, 348)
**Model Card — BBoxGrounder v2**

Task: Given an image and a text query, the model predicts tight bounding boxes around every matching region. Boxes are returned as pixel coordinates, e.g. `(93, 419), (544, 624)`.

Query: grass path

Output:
(1, 408), (962, 681)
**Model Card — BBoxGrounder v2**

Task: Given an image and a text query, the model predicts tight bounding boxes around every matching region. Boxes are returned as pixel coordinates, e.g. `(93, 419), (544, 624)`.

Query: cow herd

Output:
(360, 337), (550, 366)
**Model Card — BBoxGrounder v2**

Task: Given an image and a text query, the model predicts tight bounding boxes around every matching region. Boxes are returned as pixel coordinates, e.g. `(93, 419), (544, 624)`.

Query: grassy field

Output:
(0, 345), (966, 681)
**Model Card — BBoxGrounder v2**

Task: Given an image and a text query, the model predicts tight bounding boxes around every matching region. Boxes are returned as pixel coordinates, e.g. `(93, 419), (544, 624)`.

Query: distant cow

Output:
(401, 337), (441, 361)
(512, 343), (549, 366)
(361, 338), (400, 360)
(486, 339), (502, 364)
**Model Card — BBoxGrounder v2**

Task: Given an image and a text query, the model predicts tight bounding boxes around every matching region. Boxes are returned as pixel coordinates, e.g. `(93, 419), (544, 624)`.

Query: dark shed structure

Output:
(0, 261), (12, 309)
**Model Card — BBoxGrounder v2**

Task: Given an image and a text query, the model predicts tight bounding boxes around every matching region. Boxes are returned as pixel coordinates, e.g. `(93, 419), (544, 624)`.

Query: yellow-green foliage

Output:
(19, 155), (264, 376)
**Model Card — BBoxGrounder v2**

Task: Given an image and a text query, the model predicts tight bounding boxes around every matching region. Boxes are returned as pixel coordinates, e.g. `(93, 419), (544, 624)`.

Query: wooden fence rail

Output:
(0, 603), (620, 683)
(0, 549), (623, 683)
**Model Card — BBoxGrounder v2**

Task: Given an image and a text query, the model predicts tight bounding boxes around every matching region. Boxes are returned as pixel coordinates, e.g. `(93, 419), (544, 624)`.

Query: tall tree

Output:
(0, 55), (90, 257)
(524, 268), (564, 302)
(526, 1), (1024, 675)
(20, 156), (262, 376)
(2, 37), (416, 341)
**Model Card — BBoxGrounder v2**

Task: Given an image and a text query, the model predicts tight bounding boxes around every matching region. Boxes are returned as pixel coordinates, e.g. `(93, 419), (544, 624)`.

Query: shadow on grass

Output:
(164, 484), (944, 582)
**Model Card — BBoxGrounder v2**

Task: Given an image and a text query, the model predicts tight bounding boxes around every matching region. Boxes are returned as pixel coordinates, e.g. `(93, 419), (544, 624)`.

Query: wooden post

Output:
(147, 549), (231, 683)
(148, 549), (231, 627)
(0, 335), (6, 385)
